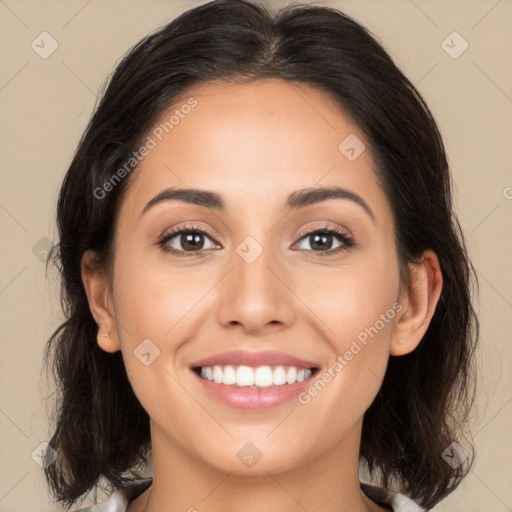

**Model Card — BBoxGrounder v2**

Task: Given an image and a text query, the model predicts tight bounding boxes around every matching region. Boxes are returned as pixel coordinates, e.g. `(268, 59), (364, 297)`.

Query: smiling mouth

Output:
(192, 364), (320, 388)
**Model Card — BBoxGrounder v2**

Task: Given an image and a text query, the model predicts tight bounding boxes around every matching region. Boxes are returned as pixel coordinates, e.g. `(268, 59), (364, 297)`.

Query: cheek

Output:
(295, 245), (400, 350)
(110, 250), (224, 400)
(112, 247), (212, 341)
(293, 247), (400, 412)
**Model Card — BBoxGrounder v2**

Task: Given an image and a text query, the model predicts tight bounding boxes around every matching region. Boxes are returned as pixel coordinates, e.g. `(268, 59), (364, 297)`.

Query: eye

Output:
(158, 223), (354, 257)
(294, 225), (354, 255)
(158, 223), (220, 256)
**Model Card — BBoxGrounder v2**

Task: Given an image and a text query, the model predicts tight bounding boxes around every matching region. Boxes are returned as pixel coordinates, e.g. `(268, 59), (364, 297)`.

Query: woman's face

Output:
(106, 78), (402, 475)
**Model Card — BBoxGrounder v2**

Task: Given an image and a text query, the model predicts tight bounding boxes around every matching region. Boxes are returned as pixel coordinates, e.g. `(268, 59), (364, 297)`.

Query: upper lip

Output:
(190, 350), (320, 369)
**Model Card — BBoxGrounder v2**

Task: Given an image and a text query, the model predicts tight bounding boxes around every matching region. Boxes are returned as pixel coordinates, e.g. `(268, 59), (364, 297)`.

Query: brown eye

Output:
(159, 224), (220, 256)
(295, 227), (354, 255)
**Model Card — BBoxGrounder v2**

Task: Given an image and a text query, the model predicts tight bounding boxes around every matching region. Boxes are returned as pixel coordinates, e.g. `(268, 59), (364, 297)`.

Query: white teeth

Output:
(254, 366), (273, 387)
(197, 364), (315, 387)
(213, 365), (223, 384)
(273, 366), (287, 385)
(236, 365), (254, 386)
(222, 365), (236, 385)
(286, 366), (297, 384)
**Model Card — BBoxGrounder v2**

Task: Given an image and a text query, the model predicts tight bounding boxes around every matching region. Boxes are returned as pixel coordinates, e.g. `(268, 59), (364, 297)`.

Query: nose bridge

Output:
(229, 205), (279, 287)
(216, 230), (296, 331)
(233, 232), (281, 302)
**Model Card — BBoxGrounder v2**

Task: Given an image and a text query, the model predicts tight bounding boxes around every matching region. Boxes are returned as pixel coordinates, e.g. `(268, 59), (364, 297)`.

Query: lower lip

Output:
(192, 369), (316, 411)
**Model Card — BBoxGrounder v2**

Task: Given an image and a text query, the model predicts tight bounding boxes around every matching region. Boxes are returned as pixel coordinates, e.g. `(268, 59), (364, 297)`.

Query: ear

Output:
(390, 249), (443, 356)
(81, 249), (121, 353)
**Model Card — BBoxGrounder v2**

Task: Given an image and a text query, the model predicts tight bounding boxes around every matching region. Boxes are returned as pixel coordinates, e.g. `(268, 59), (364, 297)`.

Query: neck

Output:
(132, 417), (387, 512)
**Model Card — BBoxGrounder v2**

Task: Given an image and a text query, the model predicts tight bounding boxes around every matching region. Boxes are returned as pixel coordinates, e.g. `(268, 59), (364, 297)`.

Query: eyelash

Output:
(157, 223), (354, 257)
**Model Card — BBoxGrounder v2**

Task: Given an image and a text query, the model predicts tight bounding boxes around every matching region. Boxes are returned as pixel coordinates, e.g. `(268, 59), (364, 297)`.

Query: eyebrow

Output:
(141, 185), (375, 221)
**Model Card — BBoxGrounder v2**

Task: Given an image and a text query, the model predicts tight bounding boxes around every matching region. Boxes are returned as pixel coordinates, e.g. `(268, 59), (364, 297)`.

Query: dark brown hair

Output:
(44, 0), (479, 509)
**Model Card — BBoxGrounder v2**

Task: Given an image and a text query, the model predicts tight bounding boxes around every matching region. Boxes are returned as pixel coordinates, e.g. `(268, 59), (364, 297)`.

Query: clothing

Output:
(72, 478), (425, 511)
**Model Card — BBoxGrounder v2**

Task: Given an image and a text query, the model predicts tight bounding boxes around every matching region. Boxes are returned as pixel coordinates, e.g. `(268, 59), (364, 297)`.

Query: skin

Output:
(82, 78), (442, 512)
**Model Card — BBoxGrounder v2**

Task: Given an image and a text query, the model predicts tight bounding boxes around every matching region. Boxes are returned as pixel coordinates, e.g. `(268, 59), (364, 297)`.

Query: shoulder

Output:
(71, 478), (153, 512)
(361, 482), (426, 512)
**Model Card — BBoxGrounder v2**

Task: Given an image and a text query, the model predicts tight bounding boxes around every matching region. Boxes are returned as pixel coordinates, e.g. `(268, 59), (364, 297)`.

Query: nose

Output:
(216, 241), (297, 335)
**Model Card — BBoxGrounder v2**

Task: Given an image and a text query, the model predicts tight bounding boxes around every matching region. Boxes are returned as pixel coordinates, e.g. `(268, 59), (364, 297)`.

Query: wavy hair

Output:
(44, 0), (479, 509)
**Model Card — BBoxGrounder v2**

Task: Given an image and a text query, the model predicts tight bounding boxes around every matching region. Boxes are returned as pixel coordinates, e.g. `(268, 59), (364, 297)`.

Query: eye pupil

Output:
(182, 232), (204, 251)
(310, 233), (332, 251)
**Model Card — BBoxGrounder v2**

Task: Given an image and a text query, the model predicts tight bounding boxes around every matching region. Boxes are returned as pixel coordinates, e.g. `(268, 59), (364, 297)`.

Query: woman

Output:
(43, 0), (478, 510)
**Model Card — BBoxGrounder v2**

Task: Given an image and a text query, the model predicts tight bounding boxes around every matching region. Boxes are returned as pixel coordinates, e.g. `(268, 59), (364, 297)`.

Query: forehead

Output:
(118, 78), (391, 225)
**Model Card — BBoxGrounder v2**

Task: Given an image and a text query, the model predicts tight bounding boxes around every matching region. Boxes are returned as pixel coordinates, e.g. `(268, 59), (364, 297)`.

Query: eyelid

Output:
(295, 223), (352, 242)
(159, 222), (220, 243)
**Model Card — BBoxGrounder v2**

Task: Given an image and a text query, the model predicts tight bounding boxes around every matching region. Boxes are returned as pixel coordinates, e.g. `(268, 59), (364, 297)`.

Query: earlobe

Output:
(98, 330), (119, 353)
(390, 250), (443, 356)
(81, 250), (121, 353)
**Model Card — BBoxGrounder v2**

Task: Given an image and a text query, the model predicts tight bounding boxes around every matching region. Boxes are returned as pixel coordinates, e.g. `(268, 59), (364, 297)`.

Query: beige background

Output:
(0, 0), (511, 510)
